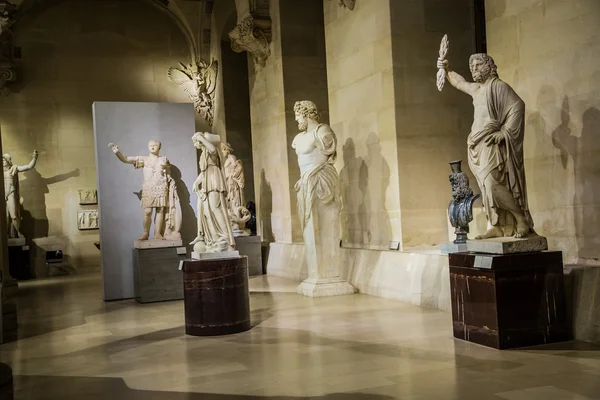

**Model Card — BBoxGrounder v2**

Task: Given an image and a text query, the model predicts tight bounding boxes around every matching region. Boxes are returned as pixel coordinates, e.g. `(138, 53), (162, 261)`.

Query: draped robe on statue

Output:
(197, 148), (235, 250)
(294, 124), (341, 230)
(467, 77), (533, 234)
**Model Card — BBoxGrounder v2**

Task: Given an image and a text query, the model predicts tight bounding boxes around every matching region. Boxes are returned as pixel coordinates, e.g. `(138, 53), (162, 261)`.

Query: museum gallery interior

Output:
(0, 0), (599, 398)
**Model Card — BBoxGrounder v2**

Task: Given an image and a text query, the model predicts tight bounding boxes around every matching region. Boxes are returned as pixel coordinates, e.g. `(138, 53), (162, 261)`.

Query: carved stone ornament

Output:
(168, 59), (218, 126)
(334, 0), (355, 10)
(0, 1), (16, 38)
(229, 16), (270, 67)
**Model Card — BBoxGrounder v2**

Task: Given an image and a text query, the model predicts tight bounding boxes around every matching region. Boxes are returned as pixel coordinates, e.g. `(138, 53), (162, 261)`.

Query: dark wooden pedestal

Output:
(0, 363), (13, 400)
(182, 256), (251, 336)
(449, 251), (569, 349)
(8, 244), (31, 281)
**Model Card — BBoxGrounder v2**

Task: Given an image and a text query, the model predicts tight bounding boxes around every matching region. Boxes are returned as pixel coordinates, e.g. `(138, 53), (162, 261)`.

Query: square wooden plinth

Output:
(449, 251), (569, 349)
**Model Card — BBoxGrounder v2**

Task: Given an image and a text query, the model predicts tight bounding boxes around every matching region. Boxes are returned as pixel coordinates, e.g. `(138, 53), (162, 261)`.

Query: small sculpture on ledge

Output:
(447, 160), (480, 244)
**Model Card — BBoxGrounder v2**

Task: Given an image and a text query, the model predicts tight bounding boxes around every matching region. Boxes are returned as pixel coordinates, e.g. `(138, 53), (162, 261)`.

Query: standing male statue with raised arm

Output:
(438, 54), (535, 239)
(3, 150), (38, 238)
(108, 140), (181, 242)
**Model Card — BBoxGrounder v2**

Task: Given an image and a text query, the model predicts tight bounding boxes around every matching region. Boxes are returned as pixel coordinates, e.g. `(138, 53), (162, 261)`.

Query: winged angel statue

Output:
(168, 59), (218, 126)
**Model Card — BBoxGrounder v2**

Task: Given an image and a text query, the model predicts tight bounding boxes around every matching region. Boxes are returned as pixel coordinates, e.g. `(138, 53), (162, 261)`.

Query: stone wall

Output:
(0, 0), (199, 275)
(390, 0), (477, 248)
(324, 0), (402, 250)
(485, 0), (600, 265)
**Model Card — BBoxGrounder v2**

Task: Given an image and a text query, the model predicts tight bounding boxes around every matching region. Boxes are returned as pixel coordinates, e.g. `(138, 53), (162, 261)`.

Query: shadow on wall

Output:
(339, 133), (391, 249)
(170, 164), (197, 243)
(548, 93), (600, 264)
(259, 168), (274, 243)
(20, 168), (80, 239)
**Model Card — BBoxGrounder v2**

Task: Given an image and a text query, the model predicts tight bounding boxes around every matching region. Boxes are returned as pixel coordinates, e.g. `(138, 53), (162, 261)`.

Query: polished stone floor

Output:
(2, 273), (600, 399)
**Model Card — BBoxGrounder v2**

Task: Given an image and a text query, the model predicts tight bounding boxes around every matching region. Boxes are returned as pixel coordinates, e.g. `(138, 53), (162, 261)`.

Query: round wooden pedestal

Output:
(0, 363), (14, 400)
(182, 256), (251, 336)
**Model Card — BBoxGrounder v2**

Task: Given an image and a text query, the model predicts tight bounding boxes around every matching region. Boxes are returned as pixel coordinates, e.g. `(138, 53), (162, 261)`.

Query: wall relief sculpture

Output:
(78, 189), (98, 205)
(78, 209), (99, 231)
(168, 59), (218, 126)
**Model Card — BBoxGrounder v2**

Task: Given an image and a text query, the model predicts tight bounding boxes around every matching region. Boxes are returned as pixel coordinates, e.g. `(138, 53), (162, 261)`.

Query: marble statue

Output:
(292, 100), (355, 297)
(190, 132), (235, 253)
(3, 150), (38, 238)
(168, 59), (218, 126)
(221, 142), (251, 237)
(108, 141), (181, 241)
(438, 54), (535, 239)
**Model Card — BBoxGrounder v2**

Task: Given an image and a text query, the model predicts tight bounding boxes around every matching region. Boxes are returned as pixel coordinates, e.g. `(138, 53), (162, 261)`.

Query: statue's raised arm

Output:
(437, 59), (479, 96)
(108, 142), (136, 164)
(16, 149), (38, 172)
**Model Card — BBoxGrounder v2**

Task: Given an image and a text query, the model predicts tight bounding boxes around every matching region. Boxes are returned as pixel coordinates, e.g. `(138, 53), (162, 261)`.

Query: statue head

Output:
(148, 140), (161, 155)
(469, 53), (498, 83)
(294, 100), (321, 131)
(450, 171), (473, 200)
(2, 153), (12, 168)
(221, 142), (233, 157)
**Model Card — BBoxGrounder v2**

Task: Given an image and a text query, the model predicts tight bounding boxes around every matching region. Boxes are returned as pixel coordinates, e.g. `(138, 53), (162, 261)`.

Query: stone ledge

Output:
(467, 236), (548, 254)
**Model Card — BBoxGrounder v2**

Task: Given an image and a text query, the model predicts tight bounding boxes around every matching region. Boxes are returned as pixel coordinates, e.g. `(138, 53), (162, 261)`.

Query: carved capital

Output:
(0, 62), (15, 96)
(335, 0), (355, 10)
(228, 16), (270, 67)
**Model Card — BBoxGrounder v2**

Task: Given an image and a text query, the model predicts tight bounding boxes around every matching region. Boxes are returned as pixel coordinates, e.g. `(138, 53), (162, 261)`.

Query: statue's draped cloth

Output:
(197, 148), (234, 248)
(225, 158), (245, 210)
(467, 77), (533, 230)
(295, 124), (341, 231)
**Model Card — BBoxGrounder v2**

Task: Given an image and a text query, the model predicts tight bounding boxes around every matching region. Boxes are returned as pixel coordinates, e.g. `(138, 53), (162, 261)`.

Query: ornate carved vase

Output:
(448, 160), (480, 244)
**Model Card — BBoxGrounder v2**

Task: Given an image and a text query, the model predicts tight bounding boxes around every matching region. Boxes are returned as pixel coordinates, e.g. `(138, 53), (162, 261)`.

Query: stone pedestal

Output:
(298, 199), (356, 297)
(8, 238), (31, 281)
(235, 235), (263, 276)
(133, 244), (186, 303)
(449, 251), (569, 349)
(0, 363), (13, 400)
(467, 236), (548, 254)
(181, 256), (251, 336)
(440, 242), (468, 254)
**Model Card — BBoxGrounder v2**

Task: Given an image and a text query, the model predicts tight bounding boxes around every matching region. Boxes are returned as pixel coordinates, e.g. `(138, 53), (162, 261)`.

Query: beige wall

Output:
(324, 0), (402, 250)
(390, 0), (476, 248)
(246, 0), (292, 243)
(0, 0), (198, 275)
(486, 0), (600, 264)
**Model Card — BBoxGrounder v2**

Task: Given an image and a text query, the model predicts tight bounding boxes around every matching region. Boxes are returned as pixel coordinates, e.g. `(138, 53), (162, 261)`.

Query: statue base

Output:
(133, 246), (186, 304)
(296, 278), (357, 298)
(7, 238), (25, 247)
(191, 250), (240, 260)
(440, 243), (468, 254)
(467, 236), (548, 255)
(234, 235), (263, 276)
(133, 239), (183, 249)
(7, 238), (31, 281)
